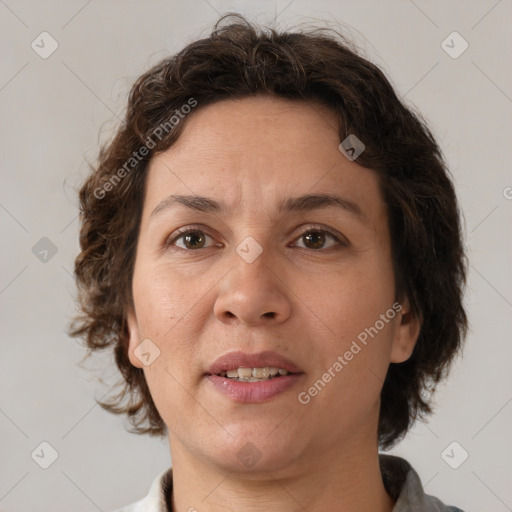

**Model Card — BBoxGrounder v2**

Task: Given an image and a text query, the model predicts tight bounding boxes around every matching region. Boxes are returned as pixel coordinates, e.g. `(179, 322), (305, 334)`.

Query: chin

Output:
(205, 429), (303, 477)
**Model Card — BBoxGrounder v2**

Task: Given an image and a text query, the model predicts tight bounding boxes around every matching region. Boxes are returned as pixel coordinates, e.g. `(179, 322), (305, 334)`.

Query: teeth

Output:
(219, 367), (289, 381)
(238, 368), (252, 379)
(252, 368), (269, 378)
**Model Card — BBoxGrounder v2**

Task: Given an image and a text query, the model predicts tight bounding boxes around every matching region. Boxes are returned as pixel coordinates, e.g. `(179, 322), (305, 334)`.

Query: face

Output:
(127, 96), (419, 475)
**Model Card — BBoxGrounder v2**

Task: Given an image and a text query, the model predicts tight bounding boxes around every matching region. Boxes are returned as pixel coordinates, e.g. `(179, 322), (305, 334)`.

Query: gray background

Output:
(1, 1), (511, 511)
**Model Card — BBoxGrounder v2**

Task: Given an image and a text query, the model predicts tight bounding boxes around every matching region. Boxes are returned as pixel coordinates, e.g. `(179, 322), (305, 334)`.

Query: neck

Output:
(168, 435), (394, 512)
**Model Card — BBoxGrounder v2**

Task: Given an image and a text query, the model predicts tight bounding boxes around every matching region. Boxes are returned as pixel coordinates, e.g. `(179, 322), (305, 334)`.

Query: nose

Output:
(213, 248), (292, 326)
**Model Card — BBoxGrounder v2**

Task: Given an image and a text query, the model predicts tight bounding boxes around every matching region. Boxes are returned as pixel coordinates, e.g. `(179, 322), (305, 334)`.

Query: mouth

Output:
(205, 351), (304, 403)
(214, 366), (293, 382)
(206, 350), (303, 379)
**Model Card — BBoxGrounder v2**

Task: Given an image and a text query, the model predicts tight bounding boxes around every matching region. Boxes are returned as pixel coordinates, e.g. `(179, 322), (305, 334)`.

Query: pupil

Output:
(184, 232), (205, 249)
(304, 231), (325, 249)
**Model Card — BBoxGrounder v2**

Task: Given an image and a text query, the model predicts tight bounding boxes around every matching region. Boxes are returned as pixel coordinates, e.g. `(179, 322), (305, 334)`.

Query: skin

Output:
(126, 96), (420, 512)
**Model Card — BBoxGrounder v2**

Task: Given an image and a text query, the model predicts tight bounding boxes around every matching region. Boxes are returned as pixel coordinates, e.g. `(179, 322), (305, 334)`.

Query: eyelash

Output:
(165, 224), (348, 252)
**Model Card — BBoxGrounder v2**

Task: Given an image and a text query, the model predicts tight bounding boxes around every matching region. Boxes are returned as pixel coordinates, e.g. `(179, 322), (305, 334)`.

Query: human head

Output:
(71, 14), (467, 450)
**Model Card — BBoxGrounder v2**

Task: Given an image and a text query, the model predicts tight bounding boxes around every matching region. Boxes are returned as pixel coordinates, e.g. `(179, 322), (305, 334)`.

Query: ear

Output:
(126, 308), (143, 369)
(390, 299), (421, 363)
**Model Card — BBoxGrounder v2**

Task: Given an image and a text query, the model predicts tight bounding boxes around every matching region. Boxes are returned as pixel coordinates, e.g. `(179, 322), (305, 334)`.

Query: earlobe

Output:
(126, 309), (143, 369)
(390, 301), (421, 364)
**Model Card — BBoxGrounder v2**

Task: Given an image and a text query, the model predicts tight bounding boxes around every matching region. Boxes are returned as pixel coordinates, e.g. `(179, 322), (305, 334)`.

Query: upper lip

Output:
(206, 350), (304, 376)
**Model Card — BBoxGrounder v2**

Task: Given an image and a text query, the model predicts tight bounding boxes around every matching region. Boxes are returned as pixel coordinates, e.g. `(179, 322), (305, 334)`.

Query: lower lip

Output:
(206, 374), (304, 403)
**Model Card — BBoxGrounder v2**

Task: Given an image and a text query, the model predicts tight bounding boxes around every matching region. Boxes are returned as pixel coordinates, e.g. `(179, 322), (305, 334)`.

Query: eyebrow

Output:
(278, 193), (364, 218)
(149, 193), (366, 222)
(150, 194), (223, 218)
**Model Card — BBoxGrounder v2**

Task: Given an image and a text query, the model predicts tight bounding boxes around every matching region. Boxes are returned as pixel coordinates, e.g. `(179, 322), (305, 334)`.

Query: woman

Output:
(71, 14), (467, 512)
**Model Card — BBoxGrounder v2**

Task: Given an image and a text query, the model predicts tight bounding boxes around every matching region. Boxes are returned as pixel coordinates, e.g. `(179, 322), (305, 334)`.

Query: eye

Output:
(167, 228), (218, 250)
(293, 228), (345, 250)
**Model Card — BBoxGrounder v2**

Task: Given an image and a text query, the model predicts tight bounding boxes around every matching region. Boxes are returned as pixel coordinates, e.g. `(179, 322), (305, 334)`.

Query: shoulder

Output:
(379, 454), (465, 512)
(109, 467), (173, 512)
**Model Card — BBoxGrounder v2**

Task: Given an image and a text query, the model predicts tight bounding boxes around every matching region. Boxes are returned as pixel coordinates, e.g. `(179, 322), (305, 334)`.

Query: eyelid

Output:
(165, 224), (220, 249)
(291, 223), (349, 248)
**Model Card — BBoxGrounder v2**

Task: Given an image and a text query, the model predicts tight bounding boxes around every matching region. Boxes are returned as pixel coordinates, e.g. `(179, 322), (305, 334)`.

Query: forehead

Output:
(162, 95), (340, 161)
(142, 96), (386, 226)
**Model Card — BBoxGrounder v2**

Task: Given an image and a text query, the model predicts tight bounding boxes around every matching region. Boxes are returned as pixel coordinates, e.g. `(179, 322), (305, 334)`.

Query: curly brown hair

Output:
(70, 14), (467, 449)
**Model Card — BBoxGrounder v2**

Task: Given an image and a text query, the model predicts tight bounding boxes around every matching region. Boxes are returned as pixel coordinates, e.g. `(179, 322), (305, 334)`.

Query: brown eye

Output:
(171, 229), (216, 250)
(303, 231), (326, 249)
(294, 229), (341, 250)
(182, 231), (206, 249)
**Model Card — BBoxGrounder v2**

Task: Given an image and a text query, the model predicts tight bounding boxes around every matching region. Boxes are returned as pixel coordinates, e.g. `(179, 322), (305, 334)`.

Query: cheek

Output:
(133, 263), (206, 337)
(297, 279), (397, 438)
(131, 265), (208, 424)
(299, 262), (395, 339)
(131, 264), (209, 392)
(294, 254), (397, 398)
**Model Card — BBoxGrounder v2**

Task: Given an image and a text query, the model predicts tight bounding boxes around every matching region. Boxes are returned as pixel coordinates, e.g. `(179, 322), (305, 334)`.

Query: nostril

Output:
(263, 312), (276, 319)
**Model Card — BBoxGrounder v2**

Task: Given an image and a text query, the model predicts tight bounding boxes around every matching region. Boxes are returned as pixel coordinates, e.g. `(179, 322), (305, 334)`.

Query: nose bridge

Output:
(214, 239), (291, 325)
(230, 238), (278, 300)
